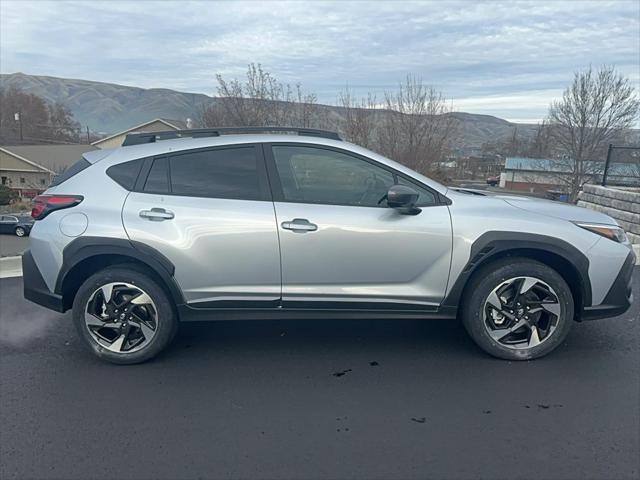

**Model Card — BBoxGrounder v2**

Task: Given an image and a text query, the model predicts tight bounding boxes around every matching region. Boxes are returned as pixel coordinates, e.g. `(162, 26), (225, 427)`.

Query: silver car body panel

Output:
(31, 159), (131, 291)
(27, 133), (633, 316)
(445, 190), (631, 304)
(273, 202), (452, 308)
(585, 237), (631, 305)
(122, 193), (281, 305)
(502, 196), (618, 225)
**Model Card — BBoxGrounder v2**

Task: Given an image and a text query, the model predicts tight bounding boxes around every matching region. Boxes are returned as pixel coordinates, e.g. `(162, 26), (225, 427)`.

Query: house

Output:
(500, 156), (638, 193)
(92, 118), (189, 149)
(499, 157), (564, 193)
(0, 144), (97, 199)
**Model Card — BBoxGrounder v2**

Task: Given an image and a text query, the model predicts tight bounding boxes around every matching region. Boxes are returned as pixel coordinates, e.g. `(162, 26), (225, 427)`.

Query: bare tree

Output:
(0, 86), (80, 143)
(376, 76), (457, 175)
(527, 120), (553, 158)
(201, 67), (462, 179)
(48, 102), (81, 141)
(290, 83), (332, 129)
(201, 63), (326, 129)
(505, 126), (531, 157)
(215, 63), (279, 126)
(546, 66), (639, 200)
(337, 87), (378, 148)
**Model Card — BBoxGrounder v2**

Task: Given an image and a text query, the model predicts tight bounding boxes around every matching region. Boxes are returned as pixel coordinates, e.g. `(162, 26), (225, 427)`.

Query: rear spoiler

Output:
(82, 149), (115, 164)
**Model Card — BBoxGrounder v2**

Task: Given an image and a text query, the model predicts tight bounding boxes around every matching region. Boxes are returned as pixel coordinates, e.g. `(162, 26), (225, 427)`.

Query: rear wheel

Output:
(462, 258), (574, 360)
(73, 266), (178, 364)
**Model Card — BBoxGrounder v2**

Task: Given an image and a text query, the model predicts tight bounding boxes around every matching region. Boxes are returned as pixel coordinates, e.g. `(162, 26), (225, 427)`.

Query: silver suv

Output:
(22, 128), (635, 364)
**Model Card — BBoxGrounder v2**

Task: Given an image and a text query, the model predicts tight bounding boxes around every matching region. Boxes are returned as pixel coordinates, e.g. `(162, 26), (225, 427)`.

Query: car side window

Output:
(144, 158), (169, 193)
(396, 177), (437, 207)
(106, 158), (144, 190)
(271, 145), (395, 207)
(169, 147), (265, 200)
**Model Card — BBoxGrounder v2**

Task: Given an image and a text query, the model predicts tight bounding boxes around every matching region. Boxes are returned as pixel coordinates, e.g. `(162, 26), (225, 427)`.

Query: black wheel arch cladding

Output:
(443, 231), (592, 311)
(56, 236), (184, 311)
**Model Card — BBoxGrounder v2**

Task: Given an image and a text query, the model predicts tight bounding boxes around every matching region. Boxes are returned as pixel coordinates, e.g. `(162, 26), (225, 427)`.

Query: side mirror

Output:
(386, 185), (421, 215)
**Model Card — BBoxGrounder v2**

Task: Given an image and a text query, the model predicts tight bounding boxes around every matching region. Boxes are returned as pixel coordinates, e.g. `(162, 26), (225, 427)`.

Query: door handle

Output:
(281, 218), (318, 232)
(139, 208), (174, 221)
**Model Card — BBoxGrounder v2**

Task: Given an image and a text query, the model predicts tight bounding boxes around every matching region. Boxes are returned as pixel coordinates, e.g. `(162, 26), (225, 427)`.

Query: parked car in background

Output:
(486, 176), (499, 186)
(21, 128), (635, 364)
(0, 214), (33, 236)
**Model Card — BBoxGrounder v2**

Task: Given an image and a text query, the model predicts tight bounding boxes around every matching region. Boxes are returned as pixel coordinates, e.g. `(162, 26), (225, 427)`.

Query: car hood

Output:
(449, 188), (618, 225)
(501, 195), (617, 225)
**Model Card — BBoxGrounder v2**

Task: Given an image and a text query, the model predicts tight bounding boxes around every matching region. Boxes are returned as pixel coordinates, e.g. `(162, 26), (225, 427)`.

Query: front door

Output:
(265, 144), (452, 310)
(122, 144), (281, 308)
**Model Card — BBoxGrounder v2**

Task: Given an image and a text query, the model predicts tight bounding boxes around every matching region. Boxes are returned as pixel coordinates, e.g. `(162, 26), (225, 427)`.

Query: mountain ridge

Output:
(1, 72), (537, 149)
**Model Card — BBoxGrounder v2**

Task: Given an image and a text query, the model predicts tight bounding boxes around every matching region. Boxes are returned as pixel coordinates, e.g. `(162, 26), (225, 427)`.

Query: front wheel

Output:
(462, 258), (574, 360)
(15, 226), (26, 237)
(72, 266), (178, 364)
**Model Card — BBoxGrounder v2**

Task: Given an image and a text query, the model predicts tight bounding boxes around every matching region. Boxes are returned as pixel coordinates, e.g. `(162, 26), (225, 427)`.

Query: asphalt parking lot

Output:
(1, 270), (639, 480)
(0, 235), (29, 257)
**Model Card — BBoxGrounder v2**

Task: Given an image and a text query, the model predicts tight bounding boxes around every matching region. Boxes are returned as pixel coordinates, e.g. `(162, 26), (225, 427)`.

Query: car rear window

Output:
(50, 158), (91, 187)
(106, 158), (144, 190)
(168, 147), (265, 200)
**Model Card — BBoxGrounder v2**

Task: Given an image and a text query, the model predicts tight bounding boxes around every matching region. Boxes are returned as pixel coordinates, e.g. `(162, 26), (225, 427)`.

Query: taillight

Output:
(31, 195), (84, 220)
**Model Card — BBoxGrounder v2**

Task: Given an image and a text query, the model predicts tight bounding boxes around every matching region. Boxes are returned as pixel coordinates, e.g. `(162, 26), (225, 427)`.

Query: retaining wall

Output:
(578, 184), (640, 245)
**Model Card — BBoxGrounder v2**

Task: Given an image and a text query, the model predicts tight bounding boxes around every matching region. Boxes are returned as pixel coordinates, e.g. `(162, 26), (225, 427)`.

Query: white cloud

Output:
(1, 0), (638, 121)
(454, 89), (565, 123)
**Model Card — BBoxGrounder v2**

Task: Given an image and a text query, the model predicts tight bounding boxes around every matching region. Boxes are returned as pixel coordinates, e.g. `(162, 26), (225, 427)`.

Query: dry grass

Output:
(0, 201), (32, 215)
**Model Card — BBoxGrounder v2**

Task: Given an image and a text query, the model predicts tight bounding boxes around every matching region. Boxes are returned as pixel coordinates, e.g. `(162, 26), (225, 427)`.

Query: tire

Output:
(15, 226), (26, 237)
(461, 257), (574, 361)
(72, 265), (178, 364)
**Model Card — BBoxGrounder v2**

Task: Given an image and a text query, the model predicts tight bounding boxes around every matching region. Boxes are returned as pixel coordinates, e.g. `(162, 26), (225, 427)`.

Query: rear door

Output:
(265, 143), (452, 310)
(122, 144), (281, 308)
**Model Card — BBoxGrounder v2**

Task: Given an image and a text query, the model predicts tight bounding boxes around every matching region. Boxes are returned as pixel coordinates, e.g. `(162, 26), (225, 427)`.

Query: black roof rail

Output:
(122, 126), (341, 146)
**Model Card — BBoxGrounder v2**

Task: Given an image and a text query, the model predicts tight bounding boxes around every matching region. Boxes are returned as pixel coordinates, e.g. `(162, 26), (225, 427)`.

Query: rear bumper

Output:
(581, 249), (635, 321)
(22, 250), (64, 313)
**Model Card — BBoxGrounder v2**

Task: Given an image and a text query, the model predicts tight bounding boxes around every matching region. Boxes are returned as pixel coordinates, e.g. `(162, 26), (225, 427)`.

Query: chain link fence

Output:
(602, 144), (640, 187)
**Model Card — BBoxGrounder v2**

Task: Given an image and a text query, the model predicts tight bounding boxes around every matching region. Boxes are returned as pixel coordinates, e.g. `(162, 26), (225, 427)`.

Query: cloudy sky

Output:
(1, 0), (638, 122)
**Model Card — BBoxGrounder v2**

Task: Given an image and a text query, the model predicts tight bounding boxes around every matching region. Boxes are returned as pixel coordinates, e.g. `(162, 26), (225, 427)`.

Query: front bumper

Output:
(22, 250), (64, 312)
(581, 249), (636, 321)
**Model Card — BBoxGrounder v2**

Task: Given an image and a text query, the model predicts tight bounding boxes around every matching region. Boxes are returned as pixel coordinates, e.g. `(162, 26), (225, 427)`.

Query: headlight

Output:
(576, 223), (628, 243)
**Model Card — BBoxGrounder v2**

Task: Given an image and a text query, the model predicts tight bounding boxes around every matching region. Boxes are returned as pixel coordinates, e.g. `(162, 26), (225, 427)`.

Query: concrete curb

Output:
(0, 256), (23, 278)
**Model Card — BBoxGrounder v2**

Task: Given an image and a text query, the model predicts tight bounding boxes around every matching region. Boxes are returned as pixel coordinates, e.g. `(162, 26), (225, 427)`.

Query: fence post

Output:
(601, 144), (613, 186)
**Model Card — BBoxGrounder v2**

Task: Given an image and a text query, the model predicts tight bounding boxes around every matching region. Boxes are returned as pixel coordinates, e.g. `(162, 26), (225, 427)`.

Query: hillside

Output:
(0, 73), (211, 134)
(1, 72), (538, 149)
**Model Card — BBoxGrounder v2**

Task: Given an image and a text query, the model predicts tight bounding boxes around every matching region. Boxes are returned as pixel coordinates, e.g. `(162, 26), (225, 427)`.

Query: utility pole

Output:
(14, 111), (23, 142)
(86, 125), (90, 144)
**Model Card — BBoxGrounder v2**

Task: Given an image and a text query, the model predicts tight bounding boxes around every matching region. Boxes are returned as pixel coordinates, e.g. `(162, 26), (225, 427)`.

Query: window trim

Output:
(134, 144), (272, 202)
(263, 142), (447, 209)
